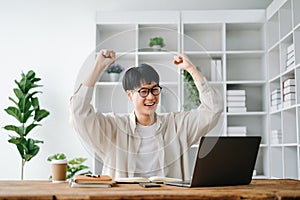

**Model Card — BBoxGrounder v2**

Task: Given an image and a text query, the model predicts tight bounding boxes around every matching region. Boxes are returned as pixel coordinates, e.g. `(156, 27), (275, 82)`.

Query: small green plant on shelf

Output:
(106, 63), (124, 74)
(183, 67), (201, 110)
(47, 153), (92, 180)
(149, 36), (166, 49)
(3, 70), (50, 180)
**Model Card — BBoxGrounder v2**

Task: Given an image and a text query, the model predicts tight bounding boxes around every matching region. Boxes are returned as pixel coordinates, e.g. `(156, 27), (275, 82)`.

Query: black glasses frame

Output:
(133, 85), (162, 98)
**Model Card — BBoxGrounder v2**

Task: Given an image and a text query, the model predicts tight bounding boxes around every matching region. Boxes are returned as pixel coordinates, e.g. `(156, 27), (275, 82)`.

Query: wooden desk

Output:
(0, 179), (300, 200)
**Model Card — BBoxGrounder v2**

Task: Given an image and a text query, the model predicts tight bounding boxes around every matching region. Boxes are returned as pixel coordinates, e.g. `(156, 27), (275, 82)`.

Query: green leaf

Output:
(34, 109), (50, 122)
(8, 97), (18, 107)
(47, 153), (66, 162)
(8, 136), (23, 145)
(26, 70), (35, 80)
(24, 124), (40, 136)
(68, 158), (87, 165)
(22, 109), (34, 123)
(17, 144), (25, 159)
(4, 106), (22, 122)
(31, 97), (39, 110)
(4, 125), (24, 136)
(13, 88), (24, 99)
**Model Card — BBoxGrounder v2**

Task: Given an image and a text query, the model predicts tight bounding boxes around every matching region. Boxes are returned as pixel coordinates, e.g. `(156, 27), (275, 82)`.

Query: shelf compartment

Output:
(279, 0), (293, 40)
(96, 24), (137, 52)
(226, 23), (264, 51)
(280, 33), (294, 73)
(138, 24), (179, 52)
(267, 12), (280, 49)
(183, 23), (223, 52)
(268, 45), (280, 80)
(294, 26), (300, 66)
(270, 112), (282, 145)
(186, 53), (224, 82)
(283, 146), (298, 179)
(270, 147), (283, 178)
(293, 0), (300, 28)
(254, 147), (269, 178)
(226, 52), (266, 81)
(282, 108), (297, 144)
(227, 115), (267, 145)
(227, 84), (267, 112)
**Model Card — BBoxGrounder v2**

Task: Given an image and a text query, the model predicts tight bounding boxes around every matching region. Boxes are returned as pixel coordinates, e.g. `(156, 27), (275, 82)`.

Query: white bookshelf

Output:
(267, 0), (300, 180)
(94, 8), (300, 179)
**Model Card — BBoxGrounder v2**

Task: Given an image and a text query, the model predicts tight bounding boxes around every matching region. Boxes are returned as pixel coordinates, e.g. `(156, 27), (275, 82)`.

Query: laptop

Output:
(164, 136), (261, 187)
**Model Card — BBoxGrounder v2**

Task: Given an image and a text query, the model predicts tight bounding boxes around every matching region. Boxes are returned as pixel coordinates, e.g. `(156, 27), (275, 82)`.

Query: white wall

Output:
(0, 0), (270, 180)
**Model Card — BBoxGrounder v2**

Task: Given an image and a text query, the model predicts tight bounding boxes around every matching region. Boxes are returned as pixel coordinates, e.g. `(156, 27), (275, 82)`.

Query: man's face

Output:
(127, 81), (160, 116)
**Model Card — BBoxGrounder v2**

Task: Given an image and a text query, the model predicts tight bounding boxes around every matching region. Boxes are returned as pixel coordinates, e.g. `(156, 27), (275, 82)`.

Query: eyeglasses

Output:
(132, 85), (162, 98)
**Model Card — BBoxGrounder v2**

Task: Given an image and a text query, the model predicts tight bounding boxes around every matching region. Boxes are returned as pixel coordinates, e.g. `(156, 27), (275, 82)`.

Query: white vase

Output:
(109, 73), (120, 82)
(152, 45), (161, 51)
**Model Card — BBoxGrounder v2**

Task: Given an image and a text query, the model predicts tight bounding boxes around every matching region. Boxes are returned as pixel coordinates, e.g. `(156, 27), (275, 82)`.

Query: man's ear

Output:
(126, 90), (133, 101)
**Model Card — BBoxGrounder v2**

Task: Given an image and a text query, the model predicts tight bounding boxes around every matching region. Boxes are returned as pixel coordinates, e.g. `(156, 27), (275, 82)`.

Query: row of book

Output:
(282, 78), (296, 107)
(286, 43), (295, 71)
(210, 59), (222, 81)
(270, 78), (296, 112)
(271, 129), (282, 144)
(227, 90), (247, 113)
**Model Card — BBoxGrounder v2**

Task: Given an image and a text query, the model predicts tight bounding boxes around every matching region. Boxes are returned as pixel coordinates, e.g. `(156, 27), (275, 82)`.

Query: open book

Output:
(116, 176), (182, 183)
(69, 175), (116, 188)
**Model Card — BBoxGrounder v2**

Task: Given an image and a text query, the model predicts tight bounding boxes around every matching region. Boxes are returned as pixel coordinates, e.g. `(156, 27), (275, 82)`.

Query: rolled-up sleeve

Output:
(69, 84), (117, 158)
(175, 77), (223, 146)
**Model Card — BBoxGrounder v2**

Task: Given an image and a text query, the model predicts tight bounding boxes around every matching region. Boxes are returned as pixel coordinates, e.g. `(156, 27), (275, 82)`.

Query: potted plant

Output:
(149, 36), (166, 51)
(47, 153), (91, 180)
(106, 63), (124, 82)
(3, 70), (50, 180)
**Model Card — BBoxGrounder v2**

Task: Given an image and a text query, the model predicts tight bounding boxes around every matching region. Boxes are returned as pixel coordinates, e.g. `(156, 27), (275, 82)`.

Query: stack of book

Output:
(210, 59), (222, 81)
(227, 126), (247, 136)
(270, 88), (281, 112)
(283, 78), (296, 108)
(286, 43), (295, 71)
(69, 174), (116, 188)
(227, 90), (247, 113)
(271, 129), (282, 144)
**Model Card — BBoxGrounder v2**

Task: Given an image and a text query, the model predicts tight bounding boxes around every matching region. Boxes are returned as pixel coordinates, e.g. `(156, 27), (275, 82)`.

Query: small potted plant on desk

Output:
(106, 63), (124, 82)
(149, 36), (166, 51)
(47, 153), (91, 182)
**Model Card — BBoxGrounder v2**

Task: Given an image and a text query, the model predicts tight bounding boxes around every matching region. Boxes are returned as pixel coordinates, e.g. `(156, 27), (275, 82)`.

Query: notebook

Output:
(164, 136), (261, 187)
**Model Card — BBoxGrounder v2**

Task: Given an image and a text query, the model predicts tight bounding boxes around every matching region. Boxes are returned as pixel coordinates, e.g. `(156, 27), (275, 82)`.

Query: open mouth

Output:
(144, 102), (155, 106)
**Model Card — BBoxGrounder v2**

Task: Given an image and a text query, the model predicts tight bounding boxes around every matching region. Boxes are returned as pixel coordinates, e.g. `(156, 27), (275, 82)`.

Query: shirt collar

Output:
(129, 111), (162, 134)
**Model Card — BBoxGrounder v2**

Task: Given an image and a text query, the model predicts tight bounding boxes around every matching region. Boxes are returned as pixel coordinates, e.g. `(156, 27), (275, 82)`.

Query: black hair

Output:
(122, 63), (160, 91)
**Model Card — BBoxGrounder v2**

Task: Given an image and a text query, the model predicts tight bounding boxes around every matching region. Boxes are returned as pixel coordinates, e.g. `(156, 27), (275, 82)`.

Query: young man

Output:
(70, 49), (223, 180)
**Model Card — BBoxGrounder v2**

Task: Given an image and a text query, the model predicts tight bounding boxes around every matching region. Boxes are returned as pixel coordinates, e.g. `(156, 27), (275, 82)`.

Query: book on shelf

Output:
(69, 174), (116, 188)
(283, 85), (295, 94)
(227, 107), (247, 113)
(227, 95), (246, 101)
(283, 78), (295, 88)
(210, 59), (222, 81)
(283, 92), (295, 101)
(227, 101), (246, 107)
(116, 176), (182, 183)
(287, 43), (294, 53)
(227, 90), (246, 96)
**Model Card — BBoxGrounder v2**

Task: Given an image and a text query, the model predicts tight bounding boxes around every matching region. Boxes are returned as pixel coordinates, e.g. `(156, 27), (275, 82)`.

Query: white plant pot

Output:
(151, 45), (162, 51)
(109, 73), (120, 82)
